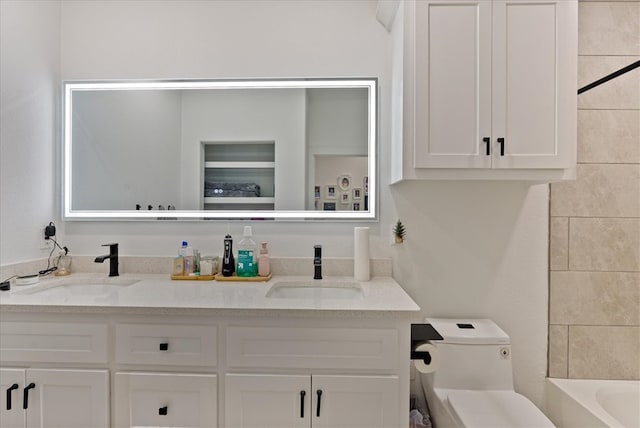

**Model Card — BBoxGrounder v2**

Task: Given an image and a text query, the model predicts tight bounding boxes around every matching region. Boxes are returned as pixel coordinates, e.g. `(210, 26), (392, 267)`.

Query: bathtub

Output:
(545, 378), (640, 428)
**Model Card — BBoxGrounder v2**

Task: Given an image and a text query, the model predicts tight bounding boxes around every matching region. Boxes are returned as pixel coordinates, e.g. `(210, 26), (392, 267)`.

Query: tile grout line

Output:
(566, 324), (570, 379)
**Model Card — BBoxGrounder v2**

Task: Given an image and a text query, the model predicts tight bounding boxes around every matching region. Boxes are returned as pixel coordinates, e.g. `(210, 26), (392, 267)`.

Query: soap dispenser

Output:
(258, 242), (270, 277)
(222, 234), (235, 277)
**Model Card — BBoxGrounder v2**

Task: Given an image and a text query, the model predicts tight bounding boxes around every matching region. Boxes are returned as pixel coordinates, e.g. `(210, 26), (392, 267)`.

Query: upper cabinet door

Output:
(492, 0), (577, 169)
(414, 1), (492, 168)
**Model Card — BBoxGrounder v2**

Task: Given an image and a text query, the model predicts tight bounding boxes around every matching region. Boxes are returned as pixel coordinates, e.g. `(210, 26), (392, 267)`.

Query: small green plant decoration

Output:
(393, 220), (406, 244)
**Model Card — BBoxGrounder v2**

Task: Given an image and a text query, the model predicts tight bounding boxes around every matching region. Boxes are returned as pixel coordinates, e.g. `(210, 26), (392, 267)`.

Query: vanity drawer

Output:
(226, 326), (398, 370)
(0, 321), (108, 363)
(114, 371), (218, 428)
(116, 324), (218, 367)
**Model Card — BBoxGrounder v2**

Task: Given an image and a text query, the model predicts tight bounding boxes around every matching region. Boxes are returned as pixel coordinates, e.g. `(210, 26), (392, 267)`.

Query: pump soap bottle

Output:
(222, 234), (235, 277)
(258, 242), (271, 277)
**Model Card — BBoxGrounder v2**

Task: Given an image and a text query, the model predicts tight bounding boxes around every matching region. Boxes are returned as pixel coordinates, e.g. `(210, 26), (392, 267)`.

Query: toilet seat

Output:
(447, 390), (555, 427)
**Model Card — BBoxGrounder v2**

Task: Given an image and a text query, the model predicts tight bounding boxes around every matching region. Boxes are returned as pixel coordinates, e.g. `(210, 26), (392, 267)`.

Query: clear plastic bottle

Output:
(258, 242), (271, 277)
(181, 241), (195, 275)
(237, 226), (258, 277)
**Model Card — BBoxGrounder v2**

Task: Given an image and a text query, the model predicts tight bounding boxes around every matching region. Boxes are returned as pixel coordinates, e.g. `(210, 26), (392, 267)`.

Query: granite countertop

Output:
(0, 273), (420, 316)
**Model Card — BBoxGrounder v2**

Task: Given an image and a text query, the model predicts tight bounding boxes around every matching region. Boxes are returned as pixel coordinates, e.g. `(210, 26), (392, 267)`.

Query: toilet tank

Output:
(422, 318), (515, 391)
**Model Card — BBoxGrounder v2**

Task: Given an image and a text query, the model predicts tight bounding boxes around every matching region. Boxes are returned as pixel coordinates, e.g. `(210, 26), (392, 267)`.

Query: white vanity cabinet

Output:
(225, 374), (398, 428)
(393, 0), (577, 181)
(1, 291), (415, 428)
(0, 321), (110, 428)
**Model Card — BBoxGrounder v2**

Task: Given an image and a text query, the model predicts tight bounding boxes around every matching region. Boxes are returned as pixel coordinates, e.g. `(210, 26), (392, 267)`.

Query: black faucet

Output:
(313, 245), (322, 280)
(95, 243), (119, 277)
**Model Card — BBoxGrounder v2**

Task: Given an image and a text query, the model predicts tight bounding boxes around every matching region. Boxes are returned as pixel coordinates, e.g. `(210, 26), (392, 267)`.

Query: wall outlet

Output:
(40, 227), (53, 250)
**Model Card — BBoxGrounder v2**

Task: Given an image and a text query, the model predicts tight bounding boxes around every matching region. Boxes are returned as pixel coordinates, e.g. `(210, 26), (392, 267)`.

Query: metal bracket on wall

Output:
(578, 60), (640, 95)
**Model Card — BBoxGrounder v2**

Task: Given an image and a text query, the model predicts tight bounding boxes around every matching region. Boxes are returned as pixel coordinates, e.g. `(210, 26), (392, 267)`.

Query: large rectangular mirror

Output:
(63, 78), (377, 220)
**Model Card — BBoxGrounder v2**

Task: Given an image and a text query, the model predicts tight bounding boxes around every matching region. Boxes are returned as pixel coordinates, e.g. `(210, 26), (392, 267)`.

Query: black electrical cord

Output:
(39, 236), (68, 276)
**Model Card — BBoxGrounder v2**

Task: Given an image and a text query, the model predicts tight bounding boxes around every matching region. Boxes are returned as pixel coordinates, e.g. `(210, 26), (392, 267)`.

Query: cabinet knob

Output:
(159, 343), (169, 351)
(300, 390), (306, 418)
(497, 137), (505, 156)
(6, 383), (18, 410)
(483, 137), (491, 156)
(316, 389), (323, 417)
(23, 383), (35, 409)
(159, 406), (168, 416)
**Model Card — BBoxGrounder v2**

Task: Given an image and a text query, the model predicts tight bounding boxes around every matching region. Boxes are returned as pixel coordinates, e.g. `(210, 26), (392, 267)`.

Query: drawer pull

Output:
(316, 389), (323, 417)
(6, 383), (18, 410)
(483, 137), (490, 156)
(300, 390), (306, 418)
(23, 383), (35, 409)
(497, 137), (505, 156)
(159, 343), (169, 351)
(159, 406), (168, 415)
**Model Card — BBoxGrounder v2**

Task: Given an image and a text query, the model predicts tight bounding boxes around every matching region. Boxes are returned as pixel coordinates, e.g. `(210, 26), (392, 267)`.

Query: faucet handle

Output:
(101, 243), (118, 248)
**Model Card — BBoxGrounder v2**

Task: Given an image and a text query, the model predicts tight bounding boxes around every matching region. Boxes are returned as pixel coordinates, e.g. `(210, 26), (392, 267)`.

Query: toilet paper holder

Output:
(411, 323), (443, 361)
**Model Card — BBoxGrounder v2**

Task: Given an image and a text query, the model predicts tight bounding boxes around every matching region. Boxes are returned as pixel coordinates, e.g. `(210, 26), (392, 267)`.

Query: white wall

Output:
(72, 90), (182, 210)
(1, 0), (551, 407)
(57, 0), (392, 259)
(391, 181), (550, 405)
(0, 0), (60, 264)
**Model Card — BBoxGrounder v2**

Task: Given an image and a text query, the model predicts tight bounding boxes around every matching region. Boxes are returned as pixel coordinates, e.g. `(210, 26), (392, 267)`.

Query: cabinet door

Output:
(0, 368), (25, 428)
(25, 369), (109, 428)
(311, 375), (399, 428)
(115, 372), (217, 428)
(414, 0), (492, 168)
(225, 374), (309, 428)
(491, 0), (577, 168)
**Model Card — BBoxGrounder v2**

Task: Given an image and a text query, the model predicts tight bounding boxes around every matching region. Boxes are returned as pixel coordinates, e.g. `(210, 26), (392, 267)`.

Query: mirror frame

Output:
(63, 78), (377, 220)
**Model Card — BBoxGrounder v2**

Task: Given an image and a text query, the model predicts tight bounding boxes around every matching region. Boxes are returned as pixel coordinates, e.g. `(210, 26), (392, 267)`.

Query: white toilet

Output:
(420, 318), (555, 428)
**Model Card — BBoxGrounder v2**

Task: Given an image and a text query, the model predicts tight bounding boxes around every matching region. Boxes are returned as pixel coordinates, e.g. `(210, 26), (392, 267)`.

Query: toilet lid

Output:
(447, 390), (555, 428)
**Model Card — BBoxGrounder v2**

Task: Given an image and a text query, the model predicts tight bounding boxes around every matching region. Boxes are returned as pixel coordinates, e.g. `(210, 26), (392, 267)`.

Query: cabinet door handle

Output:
(22, 383), (35, 409)
(159, 343), (169, 351)
(316, 389), (323, 417)
(6, 383), (19, 410)
(300, 390), (306, 418)
(483, 137), (490, 156)
(159, 406), (168, 416)
(497, 137), (505, 156)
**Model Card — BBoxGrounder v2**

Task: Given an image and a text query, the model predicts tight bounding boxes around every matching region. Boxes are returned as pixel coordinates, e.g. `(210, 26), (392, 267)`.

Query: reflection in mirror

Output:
(63, 79), (377, 220)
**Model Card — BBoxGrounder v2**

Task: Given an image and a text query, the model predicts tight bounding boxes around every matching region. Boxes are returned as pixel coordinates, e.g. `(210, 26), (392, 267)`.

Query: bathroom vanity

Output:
(0, 274), (419, 428)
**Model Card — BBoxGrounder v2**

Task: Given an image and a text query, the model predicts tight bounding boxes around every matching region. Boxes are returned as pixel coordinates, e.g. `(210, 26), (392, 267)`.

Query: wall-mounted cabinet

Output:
(391, 0), (577, 182)
(201, 142), (275, 210)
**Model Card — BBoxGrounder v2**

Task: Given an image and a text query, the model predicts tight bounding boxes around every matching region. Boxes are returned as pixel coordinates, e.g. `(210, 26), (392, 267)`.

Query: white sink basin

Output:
(15, 277), (139, 297)
(266, 280), (363, 299)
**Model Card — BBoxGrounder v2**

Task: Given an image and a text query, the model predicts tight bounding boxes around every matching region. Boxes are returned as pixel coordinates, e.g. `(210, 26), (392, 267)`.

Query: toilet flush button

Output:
(499, 347), (510, 359)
